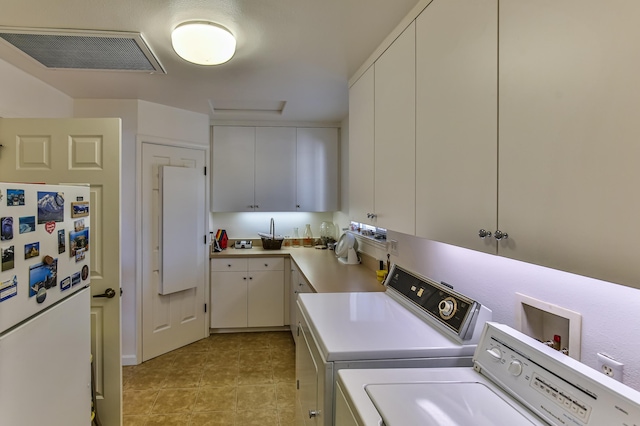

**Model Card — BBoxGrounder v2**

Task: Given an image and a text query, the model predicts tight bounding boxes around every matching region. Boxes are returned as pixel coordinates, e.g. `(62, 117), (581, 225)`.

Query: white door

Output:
(0, 118), (122, 426)
(141, 142), (207, 360)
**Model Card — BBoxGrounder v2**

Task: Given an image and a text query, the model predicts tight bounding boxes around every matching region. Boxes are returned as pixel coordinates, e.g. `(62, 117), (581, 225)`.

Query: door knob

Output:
(478, 229), (492, 239)
(494, 230), (508, 241)
(309, 410), (318, 418)
(93, 288), (116, 298)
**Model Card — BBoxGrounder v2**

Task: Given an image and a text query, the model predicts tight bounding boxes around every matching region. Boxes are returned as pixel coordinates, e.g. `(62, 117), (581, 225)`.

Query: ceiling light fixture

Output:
(171, 21), (236, 66)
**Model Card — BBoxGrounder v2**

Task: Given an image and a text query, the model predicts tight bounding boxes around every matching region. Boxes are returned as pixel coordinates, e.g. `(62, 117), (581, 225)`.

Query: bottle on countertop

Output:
(292, 227), (300, 247)
(303, 224), (314, 247)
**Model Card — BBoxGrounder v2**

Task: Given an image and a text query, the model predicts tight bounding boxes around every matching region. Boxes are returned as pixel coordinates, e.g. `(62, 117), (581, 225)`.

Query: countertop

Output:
(210, 246), (385, 293)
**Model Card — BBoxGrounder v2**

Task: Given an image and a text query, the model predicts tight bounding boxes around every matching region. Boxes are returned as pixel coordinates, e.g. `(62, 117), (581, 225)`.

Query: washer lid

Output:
(365, 382), (545, 426)
(298, 292), (476, 361)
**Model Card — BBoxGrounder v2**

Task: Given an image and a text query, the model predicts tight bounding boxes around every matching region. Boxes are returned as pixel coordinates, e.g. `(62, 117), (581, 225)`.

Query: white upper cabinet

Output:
(348, 66), (375, 224)
(374, 21), (416, 235)
(212, 125), (338, 212)
(255, 127), (297, 212)
(415, 0), (498, 253)
(498, 0), (640, 287)
(296, 127), (339, 212)
(211, 126), (256, 212)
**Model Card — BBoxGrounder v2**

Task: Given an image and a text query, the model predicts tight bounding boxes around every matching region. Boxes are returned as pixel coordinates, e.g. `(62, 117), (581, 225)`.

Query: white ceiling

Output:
(0, 0), (421, 123)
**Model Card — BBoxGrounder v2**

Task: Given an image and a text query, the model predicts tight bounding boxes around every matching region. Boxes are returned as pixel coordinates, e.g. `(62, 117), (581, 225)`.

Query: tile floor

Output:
(122, 331), (297, 426)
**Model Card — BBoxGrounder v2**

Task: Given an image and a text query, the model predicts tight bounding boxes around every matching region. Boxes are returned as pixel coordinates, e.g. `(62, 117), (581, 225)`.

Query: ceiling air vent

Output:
(0, 27), (165, 73)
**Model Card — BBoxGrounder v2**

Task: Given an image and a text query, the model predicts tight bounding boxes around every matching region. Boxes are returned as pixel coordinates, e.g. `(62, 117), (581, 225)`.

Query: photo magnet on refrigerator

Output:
(6, 189), (24, 206)
(0, 275), (17, 302)
(1, 245), (15, 271)
(1, 217), (12, 241)
(37, 192), (64, 224)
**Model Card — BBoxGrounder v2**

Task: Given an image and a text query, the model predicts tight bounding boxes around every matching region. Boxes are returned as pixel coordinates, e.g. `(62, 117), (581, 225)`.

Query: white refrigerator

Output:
(0, 182), (91, 425)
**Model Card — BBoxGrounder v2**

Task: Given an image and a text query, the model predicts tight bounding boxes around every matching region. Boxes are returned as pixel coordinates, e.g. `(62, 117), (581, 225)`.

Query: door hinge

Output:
(204, 303), (207, 313)
(204, 166), (207, 176)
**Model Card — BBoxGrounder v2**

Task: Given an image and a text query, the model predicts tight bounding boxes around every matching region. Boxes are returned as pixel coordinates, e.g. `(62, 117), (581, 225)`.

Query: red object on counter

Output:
(215, 229), (228, 249)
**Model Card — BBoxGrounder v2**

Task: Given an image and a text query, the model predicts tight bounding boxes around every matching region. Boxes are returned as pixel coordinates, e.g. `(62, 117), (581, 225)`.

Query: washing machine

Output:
(336, 322), (640, 425)
(295, 264), (492, 426)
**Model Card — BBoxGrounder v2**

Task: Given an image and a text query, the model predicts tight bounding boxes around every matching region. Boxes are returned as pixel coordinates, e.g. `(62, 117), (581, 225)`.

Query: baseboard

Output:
(121, 354), (138, 366)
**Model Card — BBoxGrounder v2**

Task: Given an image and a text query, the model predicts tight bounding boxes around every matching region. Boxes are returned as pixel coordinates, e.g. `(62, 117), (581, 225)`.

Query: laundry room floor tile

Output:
(122, 331), (296, 425)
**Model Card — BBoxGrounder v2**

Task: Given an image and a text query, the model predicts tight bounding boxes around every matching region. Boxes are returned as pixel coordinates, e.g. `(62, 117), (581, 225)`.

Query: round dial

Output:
(508, 360), (523, 376)
(438, 297), (457, 320)
(486, 347), (502, 361)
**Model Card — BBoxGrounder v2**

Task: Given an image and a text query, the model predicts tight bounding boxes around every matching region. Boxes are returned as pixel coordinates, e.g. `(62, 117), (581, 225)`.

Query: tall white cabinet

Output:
(374, 21), (416, 235)
(497, 0), (640, 286)
(255, 127), (297, 211)
(415, 0), (498, 253)
(211, 126), (256, 212)
(348, 22), (416, 235)
(296, 127), (339, 212)
(348, 66), (375, 224)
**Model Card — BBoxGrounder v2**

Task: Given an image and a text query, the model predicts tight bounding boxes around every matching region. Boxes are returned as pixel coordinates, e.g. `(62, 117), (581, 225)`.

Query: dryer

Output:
(336, 322), (640, 425)
(295, 264), (492, 426)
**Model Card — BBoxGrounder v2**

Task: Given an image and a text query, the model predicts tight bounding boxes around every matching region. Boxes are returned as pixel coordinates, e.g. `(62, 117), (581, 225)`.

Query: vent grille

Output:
(0, 28), (165, 73)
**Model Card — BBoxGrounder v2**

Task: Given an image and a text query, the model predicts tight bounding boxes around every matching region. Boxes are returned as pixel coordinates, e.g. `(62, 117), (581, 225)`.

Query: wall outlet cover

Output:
(597, 352), (624, 382)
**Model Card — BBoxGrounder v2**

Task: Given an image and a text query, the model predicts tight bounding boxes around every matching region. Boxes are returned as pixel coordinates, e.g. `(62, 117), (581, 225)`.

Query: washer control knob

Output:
(487, 347), (502, 361)
(508, 360), (523, 376)
(438, 297), (457, 319)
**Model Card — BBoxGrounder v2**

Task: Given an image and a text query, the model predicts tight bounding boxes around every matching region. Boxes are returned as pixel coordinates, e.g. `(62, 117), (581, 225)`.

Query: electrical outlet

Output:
(389, 239), (398, 255)
(597, 352), (624, 382)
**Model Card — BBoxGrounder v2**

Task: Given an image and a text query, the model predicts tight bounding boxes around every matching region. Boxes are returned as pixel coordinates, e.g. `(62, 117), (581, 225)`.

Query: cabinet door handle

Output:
(227, 264), (232, 268)
(264, 263), (268, 267)
(243, 277), (247, 280)
(249, 276), (253, 280)
(255, 205), (259, 209)
(494, 230), (509, 241)
(478, 229), (492, 239)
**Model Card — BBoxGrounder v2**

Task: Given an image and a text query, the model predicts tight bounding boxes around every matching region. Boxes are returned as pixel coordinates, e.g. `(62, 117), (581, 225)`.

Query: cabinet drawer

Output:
(248, 257), (284, 271)
(210, 258), (248, 272)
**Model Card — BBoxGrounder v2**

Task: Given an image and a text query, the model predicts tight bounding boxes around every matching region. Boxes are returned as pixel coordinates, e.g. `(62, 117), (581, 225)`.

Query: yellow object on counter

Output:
(376, 270), (388, 283)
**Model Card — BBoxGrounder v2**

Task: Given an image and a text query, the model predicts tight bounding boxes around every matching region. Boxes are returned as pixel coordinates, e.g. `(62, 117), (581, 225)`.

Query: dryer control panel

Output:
(475, 323), (640, 426)
(385, 265), (478, 339)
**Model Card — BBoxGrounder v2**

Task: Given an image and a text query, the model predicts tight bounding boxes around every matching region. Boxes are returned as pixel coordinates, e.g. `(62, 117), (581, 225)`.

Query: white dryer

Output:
(336, 322), (640, 426)
(295, 264), (492, 426)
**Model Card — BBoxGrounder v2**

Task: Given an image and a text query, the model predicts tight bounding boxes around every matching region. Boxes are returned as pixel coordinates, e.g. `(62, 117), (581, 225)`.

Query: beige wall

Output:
(0, 58), (73, 117)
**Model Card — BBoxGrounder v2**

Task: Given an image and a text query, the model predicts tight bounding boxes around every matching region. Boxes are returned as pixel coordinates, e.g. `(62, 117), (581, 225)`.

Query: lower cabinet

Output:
(297, 320), (325, 426)
(210, 257), (284, 328)
(290, 262), (313, 343)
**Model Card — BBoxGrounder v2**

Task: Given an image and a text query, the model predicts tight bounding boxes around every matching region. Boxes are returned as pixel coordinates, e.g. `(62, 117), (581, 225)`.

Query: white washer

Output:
(296, 264), (492, 426)
(336, 322), (640, 426)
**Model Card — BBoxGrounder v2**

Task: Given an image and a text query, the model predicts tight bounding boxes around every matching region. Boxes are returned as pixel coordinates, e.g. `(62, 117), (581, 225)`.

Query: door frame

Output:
(135, 133), (210, 363)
